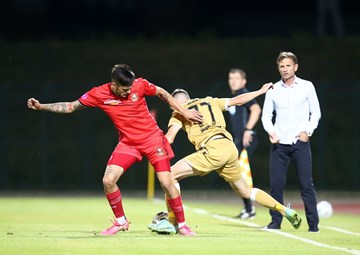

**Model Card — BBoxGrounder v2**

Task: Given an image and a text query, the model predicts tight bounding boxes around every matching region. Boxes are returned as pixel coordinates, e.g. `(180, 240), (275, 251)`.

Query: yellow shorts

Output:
(184, 138), (242, 182)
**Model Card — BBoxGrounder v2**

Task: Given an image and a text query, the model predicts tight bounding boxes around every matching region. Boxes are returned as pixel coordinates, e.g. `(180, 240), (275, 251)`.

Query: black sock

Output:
(243, 198), (253, 212)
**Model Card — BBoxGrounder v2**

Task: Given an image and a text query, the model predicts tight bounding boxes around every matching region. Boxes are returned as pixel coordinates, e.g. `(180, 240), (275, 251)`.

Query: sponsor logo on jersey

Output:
(155, 147), (165, 156)
(186, 98), (200, 106)
(200, 125), (211, 133)
(104, 99), (121, 105)
(81, 93), (88, 100)
(130, 93), (139, 102)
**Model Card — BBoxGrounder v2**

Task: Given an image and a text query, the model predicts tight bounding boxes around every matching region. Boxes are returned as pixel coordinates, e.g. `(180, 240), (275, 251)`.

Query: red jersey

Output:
(79, 78), (162, 145)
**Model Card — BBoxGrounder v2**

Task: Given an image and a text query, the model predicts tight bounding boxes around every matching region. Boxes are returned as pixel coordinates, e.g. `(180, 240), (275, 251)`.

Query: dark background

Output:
(1, 0), (359, 40)
(1, 0), (359, 193)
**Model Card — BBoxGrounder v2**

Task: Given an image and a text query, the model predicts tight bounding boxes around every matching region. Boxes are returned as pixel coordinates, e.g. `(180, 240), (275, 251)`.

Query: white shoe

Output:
(236, 206), (256, 219)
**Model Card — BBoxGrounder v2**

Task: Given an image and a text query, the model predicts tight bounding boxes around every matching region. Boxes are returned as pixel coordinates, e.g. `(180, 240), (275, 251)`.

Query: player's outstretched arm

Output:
(165, 125), (182, 144)
(155, 86), (203, 123)
(27, 98), (86, 114)
(227, 82), (273, 107)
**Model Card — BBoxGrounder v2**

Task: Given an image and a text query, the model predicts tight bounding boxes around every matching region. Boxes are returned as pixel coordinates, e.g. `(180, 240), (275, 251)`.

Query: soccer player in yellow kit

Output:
(148, 82), (302, 235)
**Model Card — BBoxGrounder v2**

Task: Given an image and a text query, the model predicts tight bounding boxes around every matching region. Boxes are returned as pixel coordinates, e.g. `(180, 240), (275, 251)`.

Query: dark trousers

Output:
(268, 140), (319, 230)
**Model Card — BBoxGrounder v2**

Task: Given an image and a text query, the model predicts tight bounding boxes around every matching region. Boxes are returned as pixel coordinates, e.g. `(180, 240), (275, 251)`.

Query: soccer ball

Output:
(148, 211), (177, 235)
(152, 211), (169, 224)
(317, 201), (333, 218)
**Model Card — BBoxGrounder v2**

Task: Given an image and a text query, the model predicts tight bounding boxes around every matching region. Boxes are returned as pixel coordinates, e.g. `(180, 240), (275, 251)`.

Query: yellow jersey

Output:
(168, 96), (233, 150)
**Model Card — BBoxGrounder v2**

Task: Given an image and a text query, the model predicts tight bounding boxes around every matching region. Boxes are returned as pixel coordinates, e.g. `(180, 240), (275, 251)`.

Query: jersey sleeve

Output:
(141, 78), (157, 96)
(213, 98), (230, 111)
(168, 112), (184, 129)
(79, 87), (99, 107)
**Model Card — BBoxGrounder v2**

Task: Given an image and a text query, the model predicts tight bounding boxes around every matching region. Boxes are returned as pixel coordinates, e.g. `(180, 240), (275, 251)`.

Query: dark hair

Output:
(111, 64), (135, 86)
(229, 68), (247, 79)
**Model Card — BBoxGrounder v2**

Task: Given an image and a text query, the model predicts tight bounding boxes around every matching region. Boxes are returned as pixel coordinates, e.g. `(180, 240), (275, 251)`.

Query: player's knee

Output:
(171, 172), (181, 182)
(159, 179), (173, 192)
(160, 181), (172, 191)
(102, 175), (116, 189)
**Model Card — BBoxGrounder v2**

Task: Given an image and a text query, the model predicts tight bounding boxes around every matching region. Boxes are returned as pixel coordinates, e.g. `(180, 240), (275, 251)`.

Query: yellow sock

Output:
(168, 211), (177, 225)
(250, 188), (285, 215)
(273, 203), (286, 214)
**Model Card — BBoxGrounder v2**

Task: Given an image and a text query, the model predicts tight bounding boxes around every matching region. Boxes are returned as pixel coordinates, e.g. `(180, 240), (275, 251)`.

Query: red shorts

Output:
(107, 134), (174, 172)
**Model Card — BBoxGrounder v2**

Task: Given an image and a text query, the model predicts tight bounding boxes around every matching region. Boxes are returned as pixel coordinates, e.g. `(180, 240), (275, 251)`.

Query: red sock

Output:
(106, 189), (125, 218)
(167, 196), (185, 224)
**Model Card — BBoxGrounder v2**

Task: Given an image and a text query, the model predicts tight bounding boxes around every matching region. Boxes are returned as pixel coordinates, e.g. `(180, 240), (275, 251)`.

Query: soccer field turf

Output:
(1, 195), (359, 255)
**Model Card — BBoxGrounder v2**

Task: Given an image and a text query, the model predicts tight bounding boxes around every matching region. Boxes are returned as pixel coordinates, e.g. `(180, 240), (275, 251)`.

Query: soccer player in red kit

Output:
(27, 64), (203, 236)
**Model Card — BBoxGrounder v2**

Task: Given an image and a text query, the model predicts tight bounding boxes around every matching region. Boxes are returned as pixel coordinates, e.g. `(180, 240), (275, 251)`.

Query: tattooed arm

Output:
(155, 86), (184, 113)
(27, 98), (86, 113)
(155, 86), (203, 123)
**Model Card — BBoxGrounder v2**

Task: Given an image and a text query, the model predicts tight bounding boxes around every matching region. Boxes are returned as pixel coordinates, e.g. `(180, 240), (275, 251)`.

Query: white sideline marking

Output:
(190, 207), (360, 255)
(212, 213), (259, 228)
(192, 208), (208, 215)
(264, 229), (360, 255)
(320, 225), (360, 236)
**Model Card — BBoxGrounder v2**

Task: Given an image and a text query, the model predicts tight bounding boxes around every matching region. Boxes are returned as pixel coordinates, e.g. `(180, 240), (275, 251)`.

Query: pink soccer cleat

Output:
(100, 218), (130, 236)
(178, 225), (196, 236)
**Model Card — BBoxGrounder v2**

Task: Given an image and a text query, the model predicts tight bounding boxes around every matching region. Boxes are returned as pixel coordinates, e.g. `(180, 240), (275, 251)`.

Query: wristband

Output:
(244, 128), (254, 135)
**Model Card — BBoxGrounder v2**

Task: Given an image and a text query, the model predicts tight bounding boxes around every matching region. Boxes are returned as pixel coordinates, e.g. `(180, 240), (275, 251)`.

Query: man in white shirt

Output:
(261, 52), (321, 232)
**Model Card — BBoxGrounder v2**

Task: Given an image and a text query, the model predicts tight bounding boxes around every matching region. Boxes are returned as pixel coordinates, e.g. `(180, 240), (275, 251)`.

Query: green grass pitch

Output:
(0, 195), (359, 255)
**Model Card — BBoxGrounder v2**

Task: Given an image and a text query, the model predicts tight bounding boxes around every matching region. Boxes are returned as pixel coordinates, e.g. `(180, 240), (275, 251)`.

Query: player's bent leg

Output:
(231, 177), (283, 212)
(229, 177), (251, 199)
(171, 158), (202, 181)
(163, 158), (201, 225)
(101, 165), (130, 236)
(229, 179), (255, 219)
(155, 161), (196, 236)
(156, 171), (180, 198)
(230, 178), (302, 229)
(102, 164), (124, 194)
(249, 188), (301, 229)
(164, 180), (181, 226)
(156, 171), (183, 222)
(170, 159), (202, 226)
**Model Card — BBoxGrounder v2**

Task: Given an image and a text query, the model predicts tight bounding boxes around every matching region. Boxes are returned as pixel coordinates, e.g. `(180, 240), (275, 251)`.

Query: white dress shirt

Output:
(261, 76), (321, 145)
